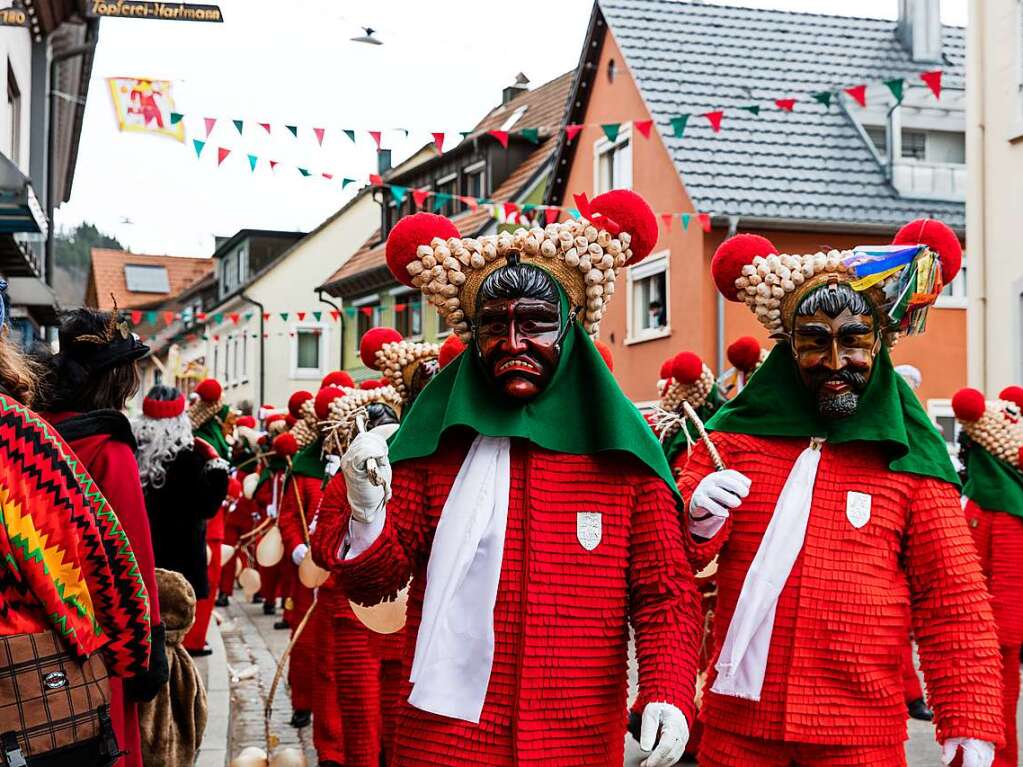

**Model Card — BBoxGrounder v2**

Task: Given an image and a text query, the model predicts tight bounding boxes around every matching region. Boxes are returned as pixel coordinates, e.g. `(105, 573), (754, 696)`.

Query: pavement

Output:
(207, 593), (1020, 766)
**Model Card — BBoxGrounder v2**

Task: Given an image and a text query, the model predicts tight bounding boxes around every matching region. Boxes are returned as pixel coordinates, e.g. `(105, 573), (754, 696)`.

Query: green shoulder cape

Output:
(289, 440), (325, 481)
(706, 344), (959, 485)
(194, 405), (231, 460)
(963, 445), (1023, 517)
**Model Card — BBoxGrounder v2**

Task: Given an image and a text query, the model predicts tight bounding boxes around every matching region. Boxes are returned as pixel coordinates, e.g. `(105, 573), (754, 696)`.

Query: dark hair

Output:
(146, 384), (181, 402)
(477, 255), (558, 309)
(796, 283), (874, 320)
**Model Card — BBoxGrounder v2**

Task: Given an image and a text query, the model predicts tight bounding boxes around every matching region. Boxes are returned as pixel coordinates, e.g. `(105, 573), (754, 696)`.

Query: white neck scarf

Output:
(408, 434), (511, 723)
(712, 439), (822, 701)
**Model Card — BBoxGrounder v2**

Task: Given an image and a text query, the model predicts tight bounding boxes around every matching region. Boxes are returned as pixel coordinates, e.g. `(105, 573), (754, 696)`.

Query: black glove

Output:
(124, 623), (169, 702)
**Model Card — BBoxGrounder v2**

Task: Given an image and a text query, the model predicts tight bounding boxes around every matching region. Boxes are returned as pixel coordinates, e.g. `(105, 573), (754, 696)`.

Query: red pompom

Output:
(379, 376), (391, 386)
(314, 386), (346, 420)
(712, 233), (779, 301)
(272, 432), (299, 457)
(671, 351), (704, 385)
(226, 478), (242, 500)
(892, 218), (962, 286)
(385, 213), (461, 288)
(1000, 386), (1023, 409)
(321, 370), (354, 389)
(659, 358), (674, 380)
(727, 336), (762, 372)
(287, 390), (313, 419)
(236, 415), (256, 429)
(360, 379), (381, 390)
(588, 189), (658, 266)
(952, 387), (987, 422)
(593, 339), (614, 371)
(195, 378), (222, 403)
(285, 415), (296, 429)
(438, 334), (466, 369)
(360, 327), (404, 369)
(1017, 446), (1023, 468)
(265, 413), (287, 425)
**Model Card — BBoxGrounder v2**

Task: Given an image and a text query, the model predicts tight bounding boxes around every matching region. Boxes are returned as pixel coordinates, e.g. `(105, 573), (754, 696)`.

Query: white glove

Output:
(942, 739), (995, 767)
(688, 469), (750, 538)
(291, 543), (309, 566)
(266, 503), (277, 519)
(639, 702), (689, 767)
(341, 430), (392, 524)
(324, 454), (341, 478)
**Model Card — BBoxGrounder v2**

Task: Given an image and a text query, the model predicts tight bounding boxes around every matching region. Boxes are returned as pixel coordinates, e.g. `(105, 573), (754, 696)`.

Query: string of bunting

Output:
(126, 306), (420, 327)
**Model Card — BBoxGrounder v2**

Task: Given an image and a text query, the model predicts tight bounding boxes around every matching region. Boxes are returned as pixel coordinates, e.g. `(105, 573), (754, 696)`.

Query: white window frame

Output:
(462, 160), (485, 197)
(290, 322), (330, 379)
(927, 398), (962, 464)
(936, 257), (967, 309)
(593, 123), (633, 195)
(240, 330), (249, 384)
(625, 250), (670, 345)
(389, 286), (423, 340)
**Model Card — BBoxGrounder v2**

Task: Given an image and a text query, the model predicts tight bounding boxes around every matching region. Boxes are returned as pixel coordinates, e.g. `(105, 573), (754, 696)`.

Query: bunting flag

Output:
(601, 123), (621, 142)
(670, 114), (689, 138)
(313, 127), (325, 146)
(247, 154), (257, 171)
(884, 78), (904, 102)
(432, 132), (445, 152)
(259, 122), (271, 134)
(520, 127), (540, 144)
(634, 119), (653, 138)
(703, 111), (724, 132)
(217, 147), (231, 165)
(411, 188), (429, 208)
(845, 85), (868, 108)
(921, 69), (942, 99)
(740, 105), (760, 116)
(269, 160), (279, 170)
(660, 213), (673, 231)
(298, 167), (310, 177)
(286, 125), (298, 137)
(681, 213), (691, 230)
(193, 139), (205, 157)
(369, 130), (382, 149)
(565, 124), (584, 142)
(813, 91), (833, 108)
(775, 98), (796, 112)
(170, 112), (183, 125)
(233, 119), (244, 135)
(488, 130), (509, 149)
(343, 129), (356, 143)
(204, 117), (217, 137)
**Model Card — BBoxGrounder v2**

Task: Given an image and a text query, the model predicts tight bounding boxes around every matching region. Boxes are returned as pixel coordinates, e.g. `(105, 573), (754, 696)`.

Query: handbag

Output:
(0, 630), (119, 767)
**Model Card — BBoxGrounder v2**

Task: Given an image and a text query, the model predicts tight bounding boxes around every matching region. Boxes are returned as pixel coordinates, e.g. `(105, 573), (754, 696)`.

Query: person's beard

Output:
(813, 367), (869, 420)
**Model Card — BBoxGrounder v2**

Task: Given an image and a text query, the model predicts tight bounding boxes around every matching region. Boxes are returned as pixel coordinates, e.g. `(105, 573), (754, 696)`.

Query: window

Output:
(937, 257), (967, 308)
(6, 62), (20, 167)
(219, 245), (249, 298)
(435, 174), (457, 217)
(594, 126), (632, 194)
(865, 125), (887, 156)
(124, 264), (170, 293)
(291, 324), (328, 379)
(353, 295), (382, 349)
(899, 129), (965, 164)
(927, 400), (961, 459)
(499, 105), (527, 132)
(626, 252), (669, 343)
(240, 332), (249, 382)
(394, 291), (422, 338)
(462, 161), (485, 201)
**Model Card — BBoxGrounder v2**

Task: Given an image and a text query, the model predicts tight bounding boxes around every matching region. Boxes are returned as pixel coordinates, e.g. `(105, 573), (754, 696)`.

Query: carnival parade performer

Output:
(39, 308), (167, 767)
(651, 350), (725, 466)
(251, 407), (295, 617)
(218, 414), (262, 606)
(678, 222), (1003, 767)
(953, 385), (1023, 766)
(327, 190), (702, 767)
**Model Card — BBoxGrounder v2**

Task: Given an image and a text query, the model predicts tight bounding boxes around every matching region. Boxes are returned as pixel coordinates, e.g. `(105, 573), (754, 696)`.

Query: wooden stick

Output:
(354, 413), (382, 487)
(285, 457), (311, 545)
(681, 401), (725, 472)
(263, 596), (318, 752)
(237, 515), (273, 545)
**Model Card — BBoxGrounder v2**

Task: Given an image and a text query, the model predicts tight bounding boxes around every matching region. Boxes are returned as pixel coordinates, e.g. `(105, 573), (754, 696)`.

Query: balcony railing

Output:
(892, 161), (966, 201)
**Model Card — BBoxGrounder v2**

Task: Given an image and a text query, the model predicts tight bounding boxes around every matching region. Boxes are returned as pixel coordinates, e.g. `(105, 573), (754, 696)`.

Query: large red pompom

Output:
(272, 432), (299, 458)
(314, 385), (346, 420)
(195, 378), (222, 403)
(659, 358), (674, 380)
(360, 379), (382, 390)
(1000, 386), (1023, 409)
(593, 339), (614, 371)
(226, 477), (242, 500)
(671, 351), (704, 385)
(438, 334), (466, 369)
(287, 390), (313, 419)
(285, 415), (297, 429)
(588, 189), (658, 266)
(360, 327), (404, 369)
(727, 336), (762, 372)
(712, 234), (779, 301)
(952, 387), (987, 422)
(321, 370), (354, 389)
(386, 213), (461, 288)
(892, 218), (962, 286)
(236, 415), (256, 429)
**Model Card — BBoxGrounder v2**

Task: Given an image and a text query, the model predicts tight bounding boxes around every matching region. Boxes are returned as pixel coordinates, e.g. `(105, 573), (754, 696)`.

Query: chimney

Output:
(377, 149), (391, 175)
(897, 0), (943, 63)
(502, 72), (530, 105)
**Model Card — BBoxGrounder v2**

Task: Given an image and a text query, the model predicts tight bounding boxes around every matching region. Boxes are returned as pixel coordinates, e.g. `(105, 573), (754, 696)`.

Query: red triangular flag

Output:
(329, 310), (340, 321)
(634, 119), (654, 139)
(544, 207), (560, 225)
(488, 130), (509, 149)
(213, 335), (220, 342)
(322, 172), (333, 180)
(204, 117), (217, 137)
(432, 132), (445, 152)
(313, 127), (325, 145)
(369, 173), (384, 186)
(503, 202), (520, 222)
(217, 147), (231, 166)
(163, 311), (176, 326)
(269, 160), (279, 171)
(698, 213), (711, 232)
(369, 131), (382, 149)
(844, 84), (868, 108)
(703, 111), (724, 132)
(565, 124), (584, 142)
(296, 312), (306, 321)
(130, 310), (142, 324)
(921, 70), (942, 99)
(775, 99), (797, 112)
(412, 188), (429, 208)
(197, 312), (207, 322)
(259, 122), (271, 134)
(461, 196), (479, 211)
(262, 312), (270, 321)
(229, 312), (240, 324)
(660, 213), (673, 231)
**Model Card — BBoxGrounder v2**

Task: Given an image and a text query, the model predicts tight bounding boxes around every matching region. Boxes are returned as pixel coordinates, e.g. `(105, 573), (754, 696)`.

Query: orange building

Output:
(547, 0), (967, 437)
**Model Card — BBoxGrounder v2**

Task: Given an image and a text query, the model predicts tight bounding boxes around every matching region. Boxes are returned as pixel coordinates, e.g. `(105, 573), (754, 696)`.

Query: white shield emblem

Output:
(846, 492), (871, 529)
(576, 512), (602, 551)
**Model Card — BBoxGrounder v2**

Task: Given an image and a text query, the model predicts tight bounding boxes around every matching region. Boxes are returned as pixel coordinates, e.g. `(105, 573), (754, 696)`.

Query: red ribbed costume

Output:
(184, 504), (223, 653)
(965, 497), (1023, 766)
(338, 432), (702, 767)
(677, 434), (1004, 766)
(253, 473), (288, 605)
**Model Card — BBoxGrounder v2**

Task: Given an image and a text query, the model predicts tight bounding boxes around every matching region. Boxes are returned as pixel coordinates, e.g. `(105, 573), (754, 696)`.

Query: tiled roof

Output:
(583, 0), (966, 228)
(470, 71), (574, 136)
(87, 249), (213, 310)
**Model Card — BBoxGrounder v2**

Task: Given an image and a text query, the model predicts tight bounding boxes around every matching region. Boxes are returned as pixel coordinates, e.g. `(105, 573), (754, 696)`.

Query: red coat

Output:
(337, 433), (702, 767)
(677, 433), (1004, 748)
(964, 498), (1023, 647)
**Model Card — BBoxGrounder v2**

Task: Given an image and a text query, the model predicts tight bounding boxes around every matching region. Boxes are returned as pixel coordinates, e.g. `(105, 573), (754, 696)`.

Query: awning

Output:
(0, 152), (47, 237)
(6, 276), (60, 325)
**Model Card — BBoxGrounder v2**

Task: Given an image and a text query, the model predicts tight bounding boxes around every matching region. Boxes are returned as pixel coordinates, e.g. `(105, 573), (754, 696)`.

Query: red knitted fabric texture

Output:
(677, 433), (1004, 747)
(337, 436), (701, 766)
(698, 726), (907, 766)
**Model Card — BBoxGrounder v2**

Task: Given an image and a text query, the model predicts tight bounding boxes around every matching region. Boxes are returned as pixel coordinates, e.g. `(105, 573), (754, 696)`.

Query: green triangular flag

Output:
(244, 312), (253, 321)
(670, 115), (689, 138)
(520, 127), (540, 144)
(813, 91), (833, 108)
(202, 335), (209, 341)
(885, 78), (905, 102)
(212, 313), (223, 323)
(390, 185), (407, 204)
(192, 139), (205, 157)
(522, 204), (537, 213)
(432, 194), (447, 213)
(345, 307), (357, 317)
(247, 154), (257, 171)
(146, 311), (157, 323)
(601, 123), (621, 142)
(681, 213), (691, 230)
(342, 178), (356, 188)
(279, 312), (289, 321)
(286, 125), (298, 137)
(343, 129), (355, 143)
(233, 119), (244, 135)
(297, 167), (310, 177)
(740, 105), (761, 115)
(460, 131), (471, 141)
(170, 112), (183, 125)
(312, 311), (322, 321)
(568, 208), (580, 219)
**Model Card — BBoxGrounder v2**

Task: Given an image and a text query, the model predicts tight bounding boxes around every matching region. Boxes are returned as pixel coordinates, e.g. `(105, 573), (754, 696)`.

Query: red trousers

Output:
(108, 677), (141, 767)
(259, 559), (285, 603)
(998, 644), (1020, 767)
(286, 575), (315, 713)
(184, 544), (221, 652)
(311, 604), (345, 765)
(902, 641), (923, 703)
(698, 727), (906, 767)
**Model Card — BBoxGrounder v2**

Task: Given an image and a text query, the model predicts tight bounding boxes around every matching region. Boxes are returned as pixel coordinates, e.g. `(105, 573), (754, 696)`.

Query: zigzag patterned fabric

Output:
(0, 393), (151, 678)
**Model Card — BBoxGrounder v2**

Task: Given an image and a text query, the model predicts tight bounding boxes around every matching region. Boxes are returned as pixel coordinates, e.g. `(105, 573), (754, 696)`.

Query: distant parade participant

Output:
(681, 222), (1002, 767)
(218, 414), (261, 606)
(40, 308), (167, 767)
(953, 385), (1023, 767)
(651, 350), (725, 465)
(331, 191), (701, 767)
(251, 406), (296, 617)
(133, 385), (229, 608)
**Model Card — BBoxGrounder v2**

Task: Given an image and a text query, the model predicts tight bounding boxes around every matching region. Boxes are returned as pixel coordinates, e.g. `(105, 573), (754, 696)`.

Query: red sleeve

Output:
(676, 436), (735, 570)
(629, 474), (702, 724)
(906, 477), (1004, 746)
(278, 475), (321, 554)
(310, 474), (350, 571)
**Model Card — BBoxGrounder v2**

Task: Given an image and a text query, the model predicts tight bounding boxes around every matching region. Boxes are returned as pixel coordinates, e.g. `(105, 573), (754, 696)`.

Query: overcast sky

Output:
(56, 0), (968, 256)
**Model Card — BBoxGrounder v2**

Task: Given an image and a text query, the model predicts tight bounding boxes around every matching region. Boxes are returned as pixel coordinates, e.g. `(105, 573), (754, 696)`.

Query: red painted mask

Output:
(475, 297), (562, 400)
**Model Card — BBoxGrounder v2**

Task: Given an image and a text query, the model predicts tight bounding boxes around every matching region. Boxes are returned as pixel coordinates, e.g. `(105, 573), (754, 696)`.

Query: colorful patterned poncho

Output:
(0, 393), (151, 678)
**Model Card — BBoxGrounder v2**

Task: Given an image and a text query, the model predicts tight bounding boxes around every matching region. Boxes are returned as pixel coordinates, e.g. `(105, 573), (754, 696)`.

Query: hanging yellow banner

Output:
(107, 77), (185, 142)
